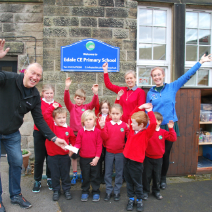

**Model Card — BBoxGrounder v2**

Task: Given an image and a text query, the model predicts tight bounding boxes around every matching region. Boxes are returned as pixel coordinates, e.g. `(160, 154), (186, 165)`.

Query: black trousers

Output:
(99, 146), (106, 180)
(47, 154), (71, 192)
(143, 156), (163, 194)
(124, 158), (143, 199)
(80, 157), (100, 195)
(33, 130), (51, 181)
(161, 140), (173, 182)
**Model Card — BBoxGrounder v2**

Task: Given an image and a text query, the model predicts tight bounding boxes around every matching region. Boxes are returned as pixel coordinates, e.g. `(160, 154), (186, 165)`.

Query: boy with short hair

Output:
(69, 110), (102, 202)
(123, 103), (156, 212)
(64, 77), (99, 184)
(142, 112), (177, 201)
(43, 103), (76, 201)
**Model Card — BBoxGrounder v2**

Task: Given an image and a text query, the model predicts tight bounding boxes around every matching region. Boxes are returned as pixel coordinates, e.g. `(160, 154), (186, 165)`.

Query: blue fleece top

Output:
(146, 62), (202, 125)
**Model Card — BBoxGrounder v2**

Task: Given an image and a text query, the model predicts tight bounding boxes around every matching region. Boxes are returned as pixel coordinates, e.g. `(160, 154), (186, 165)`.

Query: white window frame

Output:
(185, 9), (212, 87)
(136, 6), (172, 87)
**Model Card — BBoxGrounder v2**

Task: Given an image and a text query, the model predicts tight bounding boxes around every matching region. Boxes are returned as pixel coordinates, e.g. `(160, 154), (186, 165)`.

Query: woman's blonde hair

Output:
(81, 110), (96, 126)
(125, 70), (136, 79)
(41, 84), (55, 97)
(150, 67), (165, 77)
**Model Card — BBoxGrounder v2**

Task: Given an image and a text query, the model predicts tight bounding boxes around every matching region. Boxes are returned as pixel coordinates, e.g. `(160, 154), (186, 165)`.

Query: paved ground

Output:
(1, 157), (212, 212)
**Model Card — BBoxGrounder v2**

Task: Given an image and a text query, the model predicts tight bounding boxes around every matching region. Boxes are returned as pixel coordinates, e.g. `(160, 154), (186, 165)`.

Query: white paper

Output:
(65, 145), (79, 154)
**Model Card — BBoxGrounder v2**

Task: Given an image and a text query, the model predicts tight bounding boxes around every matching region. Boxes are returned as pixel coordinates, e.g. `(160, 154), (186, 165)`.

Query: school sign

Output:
(61, 39), (120, 72)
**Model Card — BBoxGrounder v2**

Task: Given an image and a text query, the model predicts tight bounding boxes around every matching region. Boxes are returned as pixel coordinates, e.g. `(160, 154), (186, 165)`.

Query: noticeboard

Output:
(61, 38), (119, 72)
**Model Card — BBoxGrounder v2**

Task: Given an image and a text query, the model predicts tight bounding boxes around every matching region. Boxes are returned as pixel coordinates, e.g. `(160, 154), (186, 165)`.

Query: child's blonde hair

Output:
(75, 89), (86, 99)
(41, 84), (55, 97)
(154, 112), (163, 123)
(81, 110), (96, 126)
(98, 100), (111, 116)
(52, 107), (67, 118)
(111, 104), (123, 114)
(131, 111), (149, 127)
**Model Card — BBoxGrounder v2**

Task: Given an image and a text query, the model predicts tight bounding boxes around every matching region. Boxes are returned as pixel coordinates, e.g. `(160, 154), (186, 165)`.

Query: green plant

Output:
(22, 150), (29, 155)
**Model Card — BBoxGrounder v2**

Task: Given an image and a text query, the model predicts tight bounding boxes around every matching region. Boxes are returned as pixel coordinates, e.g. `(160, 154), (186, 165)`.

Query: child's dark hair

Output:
(52, 107), (67, 118)
(131, 111), (149, 127)
(154, 112), (163, 123)
(98, 100), (111, 116)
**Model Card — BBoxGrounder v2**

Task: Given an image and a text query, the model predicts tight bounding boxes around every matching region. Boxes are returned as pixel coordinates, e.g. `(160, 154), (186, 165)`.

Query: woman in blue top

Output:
(146, 54), (212, 190)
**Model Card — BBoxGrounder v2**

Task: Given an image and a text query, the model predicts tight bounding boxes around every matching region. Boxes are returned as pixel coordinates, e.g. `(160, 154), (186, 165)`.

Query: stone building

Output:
(0, 0), (212, 160)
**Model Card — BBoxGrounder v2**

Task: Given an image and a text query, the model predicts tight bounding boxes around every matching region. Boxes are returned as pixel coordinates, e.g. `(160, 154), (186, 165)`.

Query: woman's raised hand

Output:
(102, 62), (108, 73)
(0, 39), (10, 59)
(117, 89), (124, 100)
(199, 54), (212, 64)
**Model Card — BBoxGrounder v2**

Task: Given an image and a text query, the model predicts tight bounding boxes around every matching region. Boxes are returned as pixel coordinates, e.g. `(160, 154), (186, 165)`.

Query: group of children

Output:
(33, 77), (177, 212)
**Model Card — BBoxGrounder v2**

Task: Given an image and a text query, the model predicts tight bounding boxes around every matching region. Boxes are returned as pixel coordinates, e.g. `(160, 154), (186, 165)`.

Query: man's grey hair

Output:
(26, 63), (43, 72)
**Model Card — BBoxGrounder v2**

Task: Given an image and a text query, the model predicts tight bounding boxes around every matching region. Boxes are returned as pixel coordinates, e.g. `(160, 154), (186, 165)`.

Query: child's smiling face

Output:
(54, 113), (67, 127)
(101, 103), (109, 115)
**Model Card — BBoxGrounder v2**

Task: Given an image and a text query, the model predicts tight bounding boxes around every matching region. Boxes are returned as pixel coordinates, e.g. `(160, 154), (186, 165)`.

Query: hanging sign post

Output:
(61, 38), (119, 72)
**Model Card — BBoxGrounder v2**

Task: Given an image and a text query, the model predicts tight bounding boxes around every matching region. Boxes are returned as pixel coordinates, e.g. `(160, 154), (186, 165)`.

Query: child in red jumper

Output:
(64, 77), (99, 184)
(69, 110), (102, 202)
(43, 103), (76, 201)
(142, 112), (177, 201)
(100, 104), (129, 202)
(123, 103), (156, 212)
(32, 84), (62, 192)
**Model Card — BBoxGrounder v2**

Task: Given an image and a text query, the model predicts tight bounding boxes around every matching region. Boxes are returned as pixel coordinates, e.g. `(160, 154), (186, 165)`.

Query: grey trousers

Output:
(104, 151), (124, 194)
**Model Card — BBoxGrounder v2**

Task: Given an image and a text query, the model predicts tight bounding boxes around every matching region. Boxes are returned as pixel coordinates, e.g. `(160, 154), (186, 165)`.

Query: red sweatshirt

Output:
(43, 105), (76, 156)
(123, 107), (157, 163)
(101, 121), (129, 154)
(104, 73), (146, 123)
(34, 98), (62, 131)
(146, 128), (177, 159)
(74, 127), (102, 158)
(64, 90), (98, 132)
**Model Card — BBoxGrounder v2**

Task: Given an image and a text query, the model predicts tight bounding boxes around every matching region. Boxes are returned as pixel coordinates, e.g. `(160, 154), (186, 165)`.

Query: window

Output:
(185, 10), (212, 87)
(137, 6), (171, 86)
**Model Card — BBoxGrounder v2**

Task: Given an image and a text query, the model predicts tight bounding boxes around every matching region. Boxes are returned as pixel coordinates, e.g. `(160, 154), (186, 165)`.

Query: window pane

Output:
(139, 26), (152, 43)
(186, 12), (198, 28)
(199, 30), (211, 45)
(153, 27), (166, 43)
(139, 44), (152, 60)
(185, 70), (196, 86)
(186, 29), (198, 44)
(198, 69), (209, 86)
(186, 45), (197, 61)
(139, 9), (152, 26)
(153, 44), (166, 60)
(199, 46), (211, 60)
(138, 67), (151, 85)
(199, 13), (211, 29)
(153, 10), (166, 27)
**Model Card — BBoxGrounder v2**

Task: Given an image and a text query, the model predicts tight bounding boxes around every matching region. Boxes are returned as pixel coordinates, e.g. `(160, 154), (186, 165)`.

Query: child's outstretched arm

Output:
(164, 120), (177, 142)
(86, 84), (99, 110)
(64, 77), (74, 112)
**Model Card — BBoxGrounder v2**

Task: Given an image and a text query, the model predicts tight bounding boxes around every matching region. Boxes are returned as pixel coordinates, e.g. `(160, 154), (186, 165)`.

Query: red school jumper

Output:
(43, 105), (76, 156)
(34, 98), (62, 131)
(74, 127), (102, 158)
(101, 121), (129, 153)
(104, 73), (146, 123)
(64, 90), (98, 134)
(146, 128), (177, 159)
(123, 107), (157, 163)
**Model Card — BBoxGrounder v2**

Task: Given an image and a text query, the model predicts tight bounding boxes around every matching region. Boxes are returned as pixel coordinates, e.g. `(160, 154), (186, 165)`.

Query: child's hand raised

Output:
(53, 103), (59, 109)
(138, 103), (152, 111)
(90, 157), (99, 166)
(117, 89), (124, 100)
(65, 77), (72, 90)
(99, 116), (106, 129)
(167, 120), (174, 128)
(92, 84), (99, 95)
(102, 62), (108, 73)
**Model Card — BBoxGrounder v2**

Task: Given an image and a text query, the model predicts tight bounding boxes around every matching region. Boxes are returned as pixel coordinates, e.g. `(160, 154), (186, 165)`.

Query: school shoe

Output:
(11, 193), (32, 209)
(71, 175), (78, 185)
(104, 193), (111, 201)
(53, 191), (61, 201)
(126, 199), (134, 211)
(153, 192), (163, 200)
(64, 191), (72, 200)
(114, 193), (120, 201)
(81, 194), (89, 202)
(32, 181), (41, 192)
(136, 199), (143, 212)
(92, 194), (100, 202)
(0, 202), (6, 212)
(142, 193), (148, 201)
(47, 179), (53, 190)
(160, 182), (166, 190)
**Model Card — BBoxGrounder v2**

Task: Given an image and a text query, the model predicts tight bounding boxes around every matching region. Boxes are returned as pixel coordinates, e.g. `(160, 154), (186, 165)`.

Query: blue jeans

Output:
(0, 131), (22, 202)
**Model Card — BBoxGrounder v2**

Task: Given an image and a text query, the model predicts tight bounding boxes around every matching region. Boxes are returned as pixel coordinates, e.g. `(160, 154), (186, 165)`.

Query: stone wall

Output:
(43, 0), (137, 106)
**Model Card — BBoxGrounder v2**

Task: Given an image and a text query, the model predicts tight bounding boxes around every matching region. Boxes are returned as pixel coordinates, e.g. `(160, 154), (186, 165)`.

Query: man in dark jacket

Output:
(0, 39), (67, 212)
